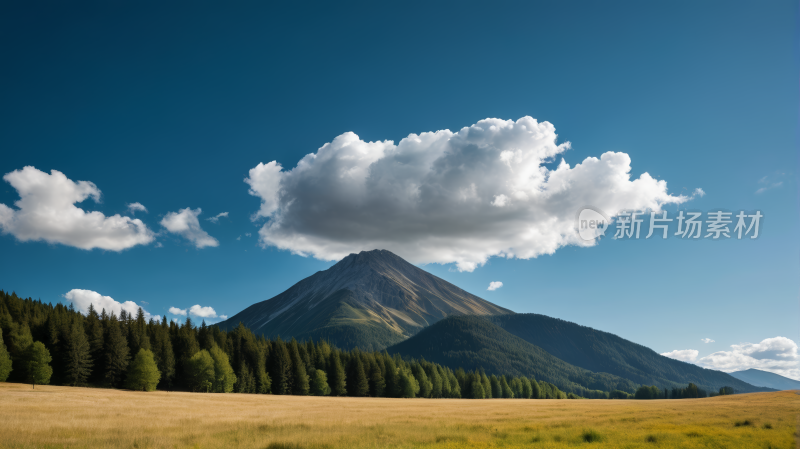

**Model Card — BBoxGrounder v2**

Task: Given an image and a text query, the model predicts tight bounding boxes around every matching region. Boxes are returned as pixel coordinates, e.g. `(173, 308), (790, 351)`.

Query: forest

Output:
(0, 290), (719, 400)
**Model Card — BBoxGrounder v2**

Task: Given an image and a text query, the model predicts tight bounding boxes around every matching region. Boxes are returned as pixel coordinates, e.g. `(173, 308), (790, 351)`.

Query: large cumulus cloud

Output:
(697, 337), (800, 380)
(246, 117), (687, 271)
(0, 166), (154, 251)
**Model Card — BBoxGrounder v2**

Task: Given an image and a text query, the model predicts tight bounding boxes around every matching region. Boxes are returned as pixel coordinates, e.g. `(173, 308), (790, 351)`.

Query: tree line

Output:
(633, 383), (735, 399)
(0, 290), (721, 399)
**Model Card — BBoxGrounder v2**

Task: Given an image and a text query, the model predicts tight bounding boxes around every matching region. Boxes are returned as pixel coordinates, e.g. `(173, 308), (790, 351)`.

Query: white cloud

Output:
(127, 202), (148, 214)
(0, 167), (154, 250)
(206, 212), (229, 223)
(64, 289), (154, 320)
(697, 337), (800, 380)
(168, 307), (187, 316)
(169, 305), (219, 319)
(755, 172), (785, 194)
(693, 188), (705, 198)
(219, 315), (228, 320)
(661, 349), (699, 362)
(160, 208), (219, 248)
(701, 338), (715, 343)
(188, 305), (218, 318)
(245, 117), (688, 271)
(487, 281), (504, 291)
(245, 233), (251, 237)
(236, 235), (241, 240)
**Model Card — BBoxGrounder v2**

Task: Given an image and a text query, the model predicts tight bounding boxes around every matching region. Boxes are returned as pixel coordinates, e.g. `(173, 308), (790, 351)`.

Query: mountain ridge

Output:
(728, 369), (800, 391)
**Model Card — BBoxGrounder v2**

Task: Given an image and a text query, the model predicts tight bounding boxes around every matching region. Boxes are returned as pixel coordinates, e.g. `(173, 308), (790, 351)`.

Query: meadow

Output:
(0, 383), (797, 449)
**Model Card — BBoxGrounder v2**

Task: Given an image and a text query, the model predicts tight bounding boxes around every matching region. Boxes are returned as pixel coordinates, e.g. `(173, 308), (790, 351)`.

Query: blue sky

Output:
(0, 1), (797, 377)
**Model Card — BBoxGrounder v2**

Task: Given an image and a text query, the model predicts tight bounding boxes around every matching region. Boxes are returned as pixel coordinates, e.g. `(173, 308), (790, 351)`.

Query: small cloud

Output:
(64, 289), (155, 320)
(756, 172), (785, 194)
(206, 212), (229, 223)
(692, 188), (705, 198)
(701, 338), (714, 343)
(168, 307), (187, 316)
(160, 208), (219, 248)
(219, 315), (228, 320)
(487, 281), (504, 291)
(236, 235), (241, 240)
(127, 202), (148, 214)
(245, 233), (251, 237)
(491, 194), (509, 207)
(188, 304), (218, 318)
(154, 242), (163, 248)
(140, 301), (149, 305)
(661, 349), (699, 362)
(169, 305), (219, 319)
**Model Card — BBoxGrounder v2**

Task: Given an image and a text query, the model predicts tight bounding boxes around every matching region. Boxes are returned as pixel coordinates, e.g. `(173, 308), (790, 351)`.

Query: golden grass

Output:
(0, 382), (797, 448)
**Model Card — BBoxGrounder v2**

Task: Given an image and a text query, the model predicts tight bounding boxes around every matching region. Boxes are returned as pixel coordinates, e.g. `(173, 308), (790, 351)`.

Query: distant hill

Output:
(729, 369), (800, 391)
(216, 250), (511, 350)
(486, 313), (771, 393)
(388, 315), (640, 395)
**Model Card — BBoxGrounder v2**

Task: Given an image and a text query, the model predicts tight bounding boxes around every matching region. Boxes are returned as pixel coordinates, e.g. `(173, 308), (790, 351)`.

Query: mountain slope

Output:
(729, 369), (800, 391)
(487, 313), (771, 393)
(388, 315), (640, 395)
(217, 250), (511, 350)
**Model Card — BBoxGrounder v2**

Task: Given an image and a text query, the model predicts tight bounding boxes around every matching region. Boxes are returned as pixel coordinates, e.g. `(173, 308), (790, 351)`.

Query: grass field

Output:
(0, 383), (798, 448)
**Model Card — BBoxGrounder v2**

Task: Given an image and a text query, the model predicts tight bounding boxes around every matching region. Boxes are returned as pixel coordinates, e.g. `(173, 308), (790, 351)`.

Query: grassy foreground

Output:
(0, 383), (797, 448)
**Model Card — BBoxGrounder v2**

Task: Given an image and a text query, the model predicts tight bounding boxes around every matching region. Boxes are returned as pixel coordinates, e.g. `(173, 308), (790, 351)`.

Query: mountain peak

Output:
(218, 248), (511, 350)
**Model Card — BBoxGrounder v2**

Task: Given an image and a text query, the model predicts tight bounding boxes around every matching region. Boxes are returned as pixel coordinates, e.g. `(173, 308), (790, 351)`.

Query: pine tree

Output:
(0, 326), (12, 381)
(85, 304), (104, 383)
(269, 339), (292, 395)
(471, 379), (485, 399)
(348, 356), (369, 397)
(383, 356), (398, 397)
(369, 363), (385, 397)
(490, 375), (502, 399)
(327, 352), (347, 396)
(398, 367), (419, 398)
(103, 317), (130, 387)
(480, 372), (491, 399)
(24, 341), (52, 388)
(520, 377), (533, 399)
(210, 345), (236, 393)
(288, 340), (309, 395)
(63, 321), (92, 386)
(152, 319), (176, 389)
(530, 377), (541, 399)
(236, 360), (256, 393)
(412, 363), (432, 398)
(500, 375), (514, 398)
(125, 349), (161, 391)
(187, 349), (215, 392)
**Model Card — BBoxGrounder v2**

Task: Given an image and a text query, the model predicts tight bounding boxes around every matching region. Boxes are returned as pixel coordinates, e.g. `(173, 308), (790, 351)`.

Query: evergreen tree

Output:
(103, 317), (130, 387)
(62, 321), (92, 386)
(412, 363), (432, 398)
(85, 304), (104, 383)
(427, 364), (442, 398)
(310, 368), (330, 396)
(348, 355), (369, 397)
(235, 360), (256, 393)
(530, 377), (541, 399)
(520, 377), (533, 399)
(490, 375), (502, 399)
(269, 339), (292, 395)
(125, 349), (161, 391)
(383, 356), (398, 398)
(398, 367), (420, 398)
(210, 345), (236, 393)
(327, 352), (347, 396)
(152, 318), (176, 389)
(187, 349), (215, 392)
(480, 372), (491, 399)
(288, 340), (309, 395)
(471, 379), (485, 399)
(0, 326), (12, 381)
(369, 363), (385, 397)
(500, 376), (514, 398)
(24, 341), (52, 388)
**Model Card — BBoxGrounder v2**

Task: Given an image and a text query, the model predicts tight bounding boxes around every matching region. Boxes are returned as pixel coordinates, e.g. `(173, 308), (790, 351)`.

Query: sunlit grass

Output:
(0, 383), (797, 448)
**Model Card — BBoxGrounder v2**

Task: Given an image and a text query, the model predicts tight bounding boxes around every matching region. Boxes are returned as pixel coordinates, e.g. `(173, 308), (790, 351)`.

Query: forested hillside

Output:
(0, 290), (571, 399)
(388, 316), (640, 396)
(487, 314), (769, 394)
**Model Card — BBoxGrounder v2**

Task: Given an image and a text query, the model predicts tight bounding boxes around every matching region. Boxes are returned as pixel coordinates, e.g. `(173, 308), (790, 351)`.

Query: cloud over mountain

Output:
(0, 167), (154, 251)
(698, 336), (800, 380)
(246, 117), (687, 271)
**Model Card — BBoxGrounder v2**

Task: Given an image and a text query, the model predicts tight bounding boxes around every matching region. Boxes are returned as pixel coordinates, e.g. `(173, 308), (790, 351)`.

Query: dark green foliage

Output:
(310, 368), (330, 395)
(125, 349), (161, 391)
(347, 354), (369, 397)
(269, 339), (292, 395)
(210, 345), (236, 393)
(103, 317), (130, 387)
(581, 429), (603, 442)
(0, 326), (12, 381)
(369, 362), (385, 397)
(288, 340), (309, 395)
(24, 341), (52, 388)
(719, 386), (735, 395)
(488, 313), (768, 394)
(327, 352), (347, 396)
(62, 321), (92, 386)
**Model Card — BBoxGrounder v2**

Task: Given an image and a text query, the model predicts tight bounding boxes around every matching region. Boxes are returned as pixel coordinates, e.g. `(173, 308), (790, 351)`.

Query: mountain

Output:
(728, 369), (800, 391)
(486, 313), (771, 393)
(388, 315), (639, 395)
(216, 250), (511, 350)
